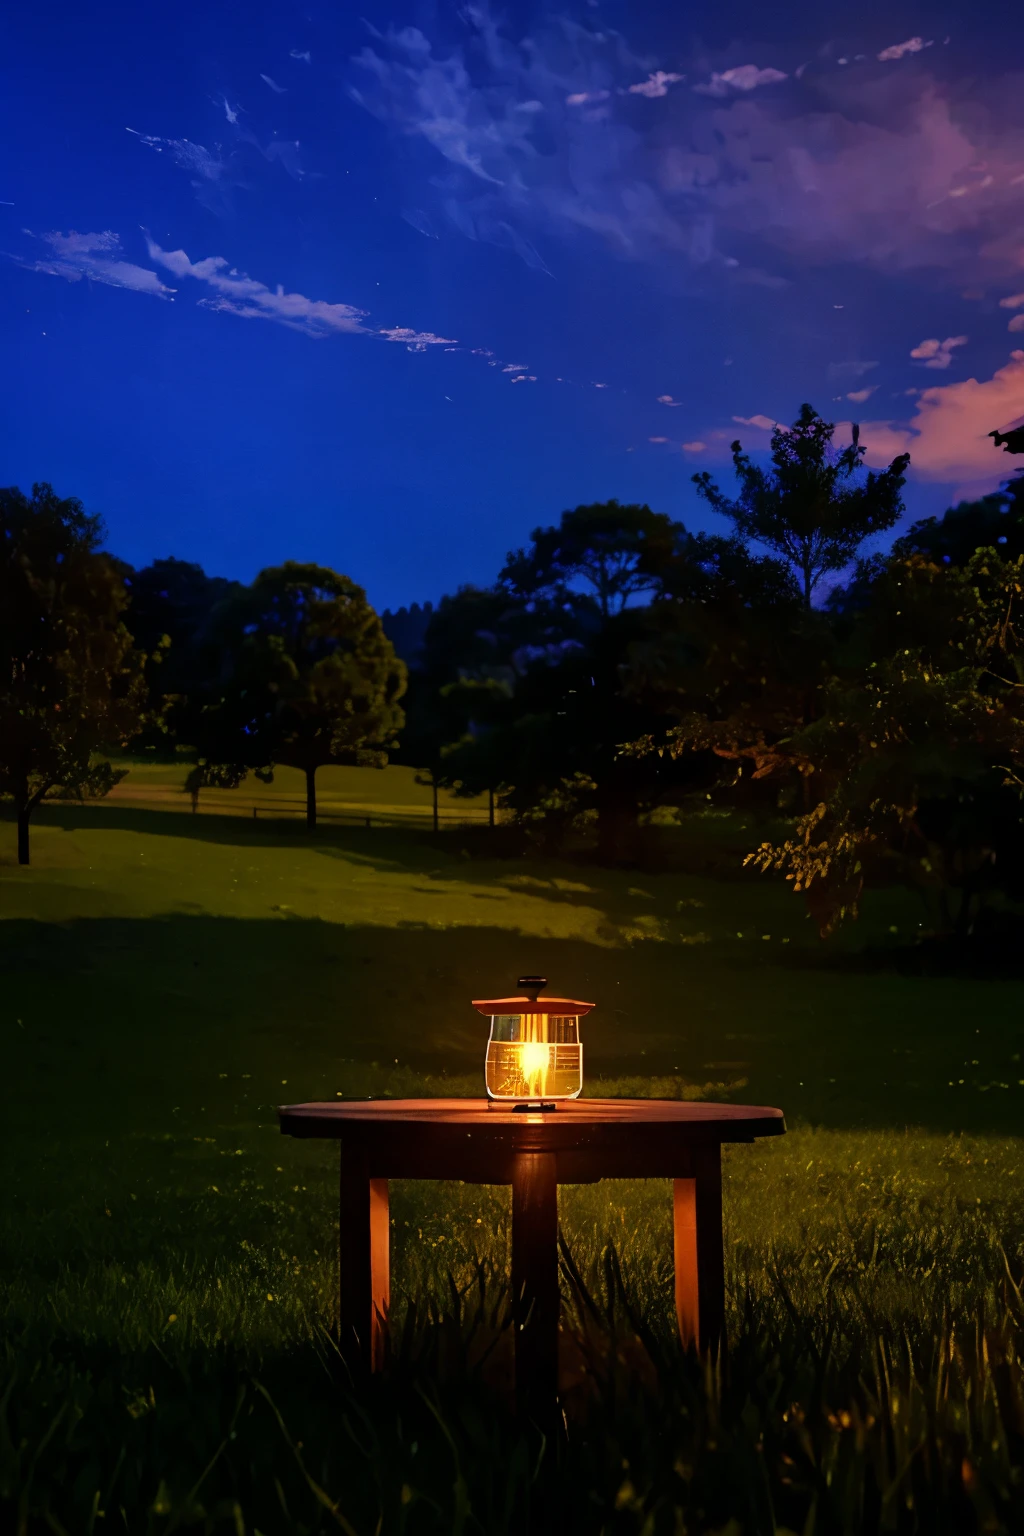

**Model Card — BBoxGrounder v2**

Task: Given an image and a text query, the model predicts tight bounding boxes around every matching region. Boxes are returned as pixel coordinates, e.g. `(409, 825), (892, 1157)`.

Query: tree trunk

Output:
(432, 779), (439, 835)
(489, 786), (495, 829)
(596, 787), (638, 865)
(17, 809), (30, 866)
(305, 766), (317, 830)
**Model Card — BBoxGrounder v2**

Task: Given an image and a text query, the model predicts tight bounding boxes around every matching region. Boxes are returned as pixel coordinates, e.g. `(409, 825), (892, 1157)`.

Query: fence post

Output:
(253, 806), (258, 821)
(489, 787), (495, 829)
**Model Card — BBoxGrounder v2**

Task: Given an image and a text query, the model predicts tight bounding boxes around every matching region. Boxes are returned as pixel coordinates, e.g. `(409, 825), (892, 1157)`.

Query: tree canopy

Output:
(200, 562), (406, 828)
(0, 483), (147, 864)
(692, 405), (910, 606)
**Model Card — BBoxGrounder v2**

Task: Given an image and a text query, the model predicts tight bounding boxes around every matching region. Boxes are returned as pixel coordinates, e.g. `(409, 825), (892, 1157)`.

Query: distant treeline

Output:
(3, 403), (1023, 942)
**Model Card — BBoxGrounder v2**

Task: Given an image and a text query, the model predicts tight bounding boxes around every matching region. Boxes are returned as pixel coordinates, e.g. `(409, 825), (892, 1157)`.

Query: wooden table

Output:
(278, 1098), (785, 1414)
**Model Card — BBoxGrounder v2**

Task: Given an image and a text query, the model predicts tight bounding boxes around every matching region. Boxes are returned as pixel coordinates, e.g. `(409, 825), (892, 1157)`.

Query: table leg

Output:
(511, 1151), (559, 1419)
(673, 1143), (725, 1353)
(338, 1150), (389, 1370)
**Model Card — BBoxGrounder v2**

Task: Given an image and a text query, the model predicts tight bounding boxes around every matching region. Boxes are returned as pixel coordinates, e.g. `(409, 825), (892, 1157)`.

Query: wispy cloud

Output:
(657, 394), (683, 406)
(12, 230), (176, 298)
(877, 38), (932, 63)
(1009, 315), (1024, 334)
(910, 335), (968, 369)
(626, 72), (682, 99)
(126, 127), (233, 213)
(145, 236), (368, 336)
(378, 326), (459, 350)
(345, 7), (1024, 291)
(999, 293), (1024, 310)
(846, 386), (878, 403)
(732, 413), (778, 431)
(260, 74), (287, 94)
(828, 360), (879, 381)
(289, 50), (311, 64)
(128, 119), (310, 210)
(693, 65), (787, 97)
(858, 350), (1024, 496)
(682, 441), (706, 452)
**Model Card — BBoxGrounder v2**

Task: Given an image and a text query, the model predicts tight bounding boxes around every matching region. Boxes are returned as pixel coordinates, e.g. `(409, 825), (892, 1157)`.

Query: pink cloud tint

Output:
(627, 72), (683, 99)
(910, 335), (969, 369)
(856, 351), (1024, 497)
(693, 65), (787, 97)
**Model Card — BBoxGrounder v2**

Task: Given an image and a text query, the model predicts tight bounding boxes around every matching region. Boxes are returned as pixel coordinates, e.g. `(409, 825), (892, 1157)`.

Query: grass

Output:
(93, 754), (492, 826)
(3, 778), (1024, 1530)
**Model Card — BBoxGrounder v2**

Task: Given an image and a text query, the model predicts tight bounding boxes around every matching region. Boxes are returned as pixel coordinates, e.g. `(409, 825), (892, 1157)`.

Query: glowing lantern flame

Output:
(473, 977), (594, 1104)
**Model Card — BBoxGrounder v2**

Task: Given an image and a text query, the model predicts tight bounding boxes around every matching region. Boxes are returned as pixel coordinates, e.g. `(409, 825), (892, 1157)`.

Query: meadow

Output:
(3, 766), (1024, 1532)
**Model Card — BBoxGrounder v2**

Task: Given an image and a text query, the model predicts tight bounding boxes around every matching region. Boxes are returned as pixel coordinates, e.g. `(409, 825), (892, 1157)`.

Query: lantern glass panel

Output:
(484, 1011), (583, 1101)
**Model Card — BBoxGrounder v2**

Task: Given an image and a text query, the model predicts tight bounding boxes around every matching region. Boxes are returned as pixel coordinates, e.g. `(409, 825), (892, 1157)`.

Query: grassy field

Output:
(3, 778), (1024, 1531)
(93, 755), (493, 826)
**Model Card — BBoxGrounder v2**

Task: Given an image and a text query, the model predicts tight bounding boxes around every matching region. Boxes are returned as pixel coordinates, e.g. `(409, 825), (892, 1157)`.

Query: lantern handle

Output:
(517, 975), (547, 1003)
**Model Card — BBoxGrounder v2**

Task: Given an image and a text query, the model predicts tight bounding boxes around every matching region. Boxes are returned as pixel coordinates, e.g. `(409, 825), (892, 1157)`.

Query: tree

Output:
(501, 500), (677, 617)
(621, 531), (819, 818)
(693, 405), (910, 607)
(395, 586), (527, 833)
(893, 486), (1024, 568)
(0, 483), (147, 865)
(991, 424), (1024, 455)
(202, 563), (406, 828)
(743, 550), (1024, 935)
(380, 601), (434, 667)
(120, 557), (243, 763)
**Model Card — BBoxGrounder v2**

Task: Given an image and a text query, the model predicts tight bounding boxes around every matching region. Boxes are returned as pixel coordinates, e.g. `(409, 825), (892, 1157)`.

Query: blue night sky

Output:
(4, 0), (1024, 610)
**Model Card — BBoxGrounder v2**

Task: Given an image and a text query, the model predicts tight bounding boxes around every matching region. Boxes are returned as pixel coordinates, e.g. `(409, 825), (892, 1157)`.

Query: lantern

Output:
(474, 976), (594, 1105)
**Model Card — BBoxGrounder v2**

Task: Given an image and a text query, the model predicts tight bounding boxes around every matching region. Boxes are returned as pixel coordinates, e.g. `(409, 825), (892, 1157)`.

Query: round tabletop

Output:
(280, 1097), (783, 1129)
(278, 1099), (785, 1173)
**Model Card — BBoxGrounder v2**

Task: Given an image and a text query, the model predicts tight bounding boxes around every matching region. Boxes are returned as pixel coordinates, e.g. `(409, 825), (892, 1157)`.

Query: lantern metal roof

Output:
(472, 995), (595, 1017)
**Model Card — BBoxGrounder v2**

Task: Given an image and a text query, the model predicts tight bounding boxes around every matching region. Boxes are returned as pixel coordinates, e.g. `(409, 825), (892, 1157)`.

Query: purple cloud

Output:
(13, 230), (176, 298)
(910, 335), (968, 370)
(378, 326), (459, 350)
(627, 72), (682, 99)
(692, 65), (787, 97)
(145, 237), (368, 336)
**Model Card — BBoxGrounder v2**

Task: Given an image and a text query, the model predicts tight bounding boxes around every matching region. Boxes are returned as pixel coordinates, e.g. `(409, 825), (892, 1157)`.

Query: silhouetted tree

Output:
(380, 601), (434, 667)
(693, 405), (910, 606)
(203, 563), (406, 828)
(122, 558), (241, 748)
(502, 500), (676, 616)
(0, 483), (147, 864)
(744, 550), (1024, 934)
(891, 486), (1024, 567)
(991, 424), (1024, 455)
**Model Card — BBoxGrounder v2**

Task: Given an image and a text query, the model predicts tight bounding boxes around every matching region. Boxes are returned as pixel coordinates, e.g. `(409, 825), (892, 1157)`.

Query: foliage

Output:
(0, 482), (147, 864)
(742, 551), (1024, 934)
(198, 563), (407, 828)
(500, 499), (677, 617)
(892, 478), (1024, 567)
(405, 510), (698, 859)
(122, 556), (242, 751)
(693, 404), (909, 606)
(621, 532), (814, 817)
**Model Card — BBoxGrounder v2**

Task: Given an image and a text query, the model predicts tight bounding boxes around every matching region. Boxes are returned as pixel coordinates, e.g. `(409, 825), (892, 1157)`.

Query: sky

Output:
(4, 0), (1024, 610)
